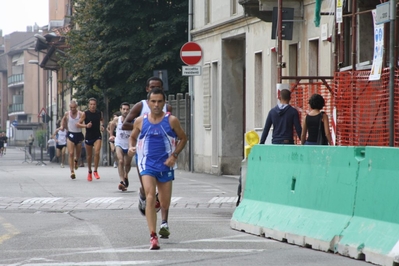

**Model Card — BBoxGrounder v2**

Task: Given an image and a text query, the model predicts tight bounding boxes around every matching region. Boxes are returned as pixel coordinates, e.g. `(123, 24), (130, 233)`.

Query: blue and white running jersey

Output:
(136, 113), (177, 172)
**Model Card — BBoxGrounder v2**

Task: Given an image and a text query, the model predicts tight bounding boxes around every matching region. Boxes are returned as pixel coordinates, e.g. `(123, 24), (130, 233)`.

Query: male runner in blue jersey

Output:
(128, 87), (187, 250)
(122, 77), (172, 216)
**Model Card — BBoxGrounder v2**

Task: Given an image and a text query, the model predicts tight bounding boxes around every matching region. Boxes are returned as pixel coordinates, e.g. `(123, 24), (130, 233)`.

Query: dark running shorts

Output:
(56, 144), (67, 150)
(67, 132), (84, 145)
(85, 136), (102, 146)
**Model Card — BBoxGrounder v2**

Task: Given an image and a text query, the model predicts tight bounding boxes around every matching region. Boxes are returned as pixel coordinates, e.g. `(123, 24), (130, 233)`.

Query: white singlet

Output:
(68, 111), (82, 133)
(115, 116), (131, 149)
(57, 129), (67, 145)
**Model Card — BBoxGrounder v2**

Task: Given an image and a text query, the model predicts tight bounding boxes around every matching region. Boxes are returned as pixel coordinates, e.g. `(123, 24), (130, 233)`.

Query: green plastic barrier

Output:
(231, 145), (399, 265)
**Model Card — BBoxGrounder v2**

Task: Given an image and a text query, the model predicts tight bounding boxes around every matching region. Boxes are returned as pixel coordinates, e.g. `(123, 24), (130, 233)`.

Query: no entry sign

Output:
(180, 42), (202, 65)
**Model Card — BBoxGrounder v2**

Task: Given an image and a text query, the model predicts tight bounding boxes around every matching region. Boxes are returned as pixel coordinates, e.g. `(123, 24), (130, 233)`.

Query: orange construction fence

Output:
(290, 68), (399, 146)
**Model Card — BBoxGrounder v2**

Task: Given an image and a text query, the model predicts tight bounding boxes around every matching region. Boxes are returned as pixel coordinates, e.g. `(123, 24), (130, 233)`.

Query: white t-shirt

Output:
(48, 139), (56, 147)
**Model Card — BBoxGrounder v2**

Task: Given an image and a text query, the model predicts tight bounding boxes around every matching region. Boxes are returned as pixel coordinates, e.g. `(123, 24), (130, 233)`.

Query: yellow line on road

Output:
(0, 216), (20, 244)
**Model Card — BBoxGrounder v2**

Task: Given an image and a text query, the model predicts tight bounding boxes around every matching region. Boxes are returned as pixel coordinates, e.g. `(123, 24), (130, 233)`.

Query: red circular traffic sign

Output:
(180, 42), (202, 65)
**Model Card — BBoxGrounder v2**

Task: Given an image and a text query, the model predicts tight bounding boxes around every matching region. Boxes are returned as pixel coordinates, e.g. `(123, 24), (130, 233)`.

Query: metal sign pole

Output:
(389, 0), (397, 146)
(188, 0), (194, 172)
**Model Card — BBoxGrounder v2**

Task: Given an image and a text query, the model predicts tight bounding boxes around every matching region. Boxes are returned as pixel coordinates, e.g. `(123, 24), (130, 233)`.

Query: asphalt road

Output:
(0, 147), (370, 265)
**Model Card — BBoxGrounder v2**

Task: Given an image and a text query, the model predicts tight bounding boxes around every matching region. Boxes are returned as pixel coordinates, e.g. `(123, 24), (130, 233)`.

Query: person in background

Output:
(2, 133), (8, 155)
(53, 127), (68, 167)
(47, 137), (56, 162)
(27, 134), (35, 155)
(0, 132), (5, 156)
(260, 89), (302, 144)
(107, 111), (120, 168)
(301, 93), (333, 145)
(79, 142), (86, 167)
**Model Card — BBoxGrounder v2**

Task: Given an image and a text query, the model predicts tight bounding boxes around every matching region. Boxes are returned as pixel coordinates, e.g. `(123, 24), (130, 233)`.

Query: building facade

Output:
(190, 0), (339, 175)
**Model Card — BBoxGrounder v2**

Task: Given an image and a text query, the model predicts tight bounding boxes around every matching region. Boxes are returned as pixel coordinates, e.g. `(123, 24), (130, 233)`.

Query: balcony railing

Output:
(8, 74), (24, 87)
(8, 103), (24, 113)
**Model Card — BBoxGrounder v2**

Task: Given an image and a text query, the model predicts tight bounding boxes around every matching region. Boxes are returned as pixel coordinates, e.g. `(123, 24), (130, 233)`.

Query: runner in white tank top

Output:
(68, 111), (82, 134)
(115, 116), (131, 150)
(53, 128), (68, 167)
(109, 102), (133, 192)
(60, 100), (84, 180)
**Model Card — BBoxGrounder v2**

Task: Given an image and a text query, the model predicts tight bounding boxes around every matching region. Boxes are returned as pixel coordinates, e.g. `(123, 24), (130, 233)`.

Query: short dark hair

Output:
(113, 111), (121, 116)
(120, 102), (130, 108)
(88, 97), (97, 103)
(308, 94), (325, 110)
(146, 76), (163, 87)
(147, 87), (166, 101)
(280, 89), (291, 101)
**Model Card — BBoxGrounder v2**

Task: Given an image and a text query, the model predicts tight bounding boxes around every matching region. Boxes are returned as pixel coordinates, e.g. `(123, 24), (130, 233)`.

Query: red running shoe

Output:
(87, 172), (92, 182)
(93, 171), (100, 179)
(149, 236), (160, 250)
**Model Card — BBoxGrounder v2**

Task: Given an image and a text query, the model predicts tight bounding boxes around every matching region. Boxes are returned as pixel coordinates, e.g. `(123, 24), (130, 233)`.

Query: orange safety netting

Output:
(290, 68), (399, 146)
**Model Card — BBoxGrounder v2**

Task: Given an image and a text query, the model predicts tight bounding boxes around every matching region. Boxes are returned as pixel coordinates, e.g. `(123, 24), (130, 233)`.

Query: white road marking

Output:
(85, 198), (122, 204)
(1, 261), (163, 266)
(22, 198), (63, 204)
(88, 248), (264, 253)
(171, 197), (182, 202)
(208, 197), (238, 203)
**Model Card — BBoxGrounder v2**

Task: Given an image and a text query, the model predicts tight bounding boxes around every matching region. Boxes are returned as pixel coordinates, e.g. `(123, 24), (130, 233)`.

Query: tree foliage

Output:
(61, 0), (188, 114)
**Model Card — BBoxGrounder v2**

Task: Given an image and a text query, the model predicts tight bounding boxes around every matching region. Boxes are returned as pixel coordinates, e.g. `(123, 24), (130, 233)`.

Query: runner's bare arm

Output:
(170, 116), (187, 154)
(108, 116), (118, 141)
(128, 117), (143, 157)
(100, 112), (104, 132)
(122, 102), (143, 131)
(60, 112), (68, 131)
(76, 112), (87, 128)
(164, 115), (187, 167)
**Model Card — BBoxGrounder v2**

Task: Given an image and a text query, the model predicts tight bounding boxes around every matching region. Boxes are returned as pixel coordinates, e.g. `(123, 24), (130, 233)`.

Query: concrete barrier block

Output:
(231, 145), (360, 252)
(335, 146), (399, 265)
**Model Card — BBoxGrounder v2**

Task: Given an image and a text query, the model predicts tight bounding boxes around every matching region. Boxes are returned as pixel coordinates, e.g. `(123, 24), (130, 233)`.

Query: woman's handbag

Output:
(316, 112), (328, 145)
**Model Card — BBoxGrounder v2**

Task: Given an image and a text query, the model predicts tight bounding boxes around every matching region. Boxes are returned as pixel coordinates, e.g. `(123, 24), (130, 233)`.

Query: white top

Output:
(57, 129), (67, 145)
(115, 116), (131, 149)
(140, 100), (167, 116)
(68, 111), (82, 133)
(47, 139), (56, 147)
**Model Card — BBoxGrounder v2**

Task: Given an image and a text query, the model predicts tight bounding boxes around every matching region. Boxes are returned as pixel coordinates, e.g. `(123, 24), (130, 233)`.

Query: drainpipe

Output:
(351, 0), (357, 71)
(188, 0), (194, 172)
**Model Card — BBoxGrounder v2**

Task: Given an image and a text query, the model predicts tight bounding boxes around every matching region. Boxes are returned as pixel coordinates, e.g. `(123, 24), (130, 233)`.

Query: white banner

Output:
(369, 10), (384, 81)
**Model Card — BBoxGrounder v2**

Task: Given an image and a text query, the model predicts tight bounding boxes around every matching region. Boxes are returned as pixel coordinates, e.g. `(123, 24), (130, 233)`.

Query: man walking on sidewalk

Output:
(128, 87), (187, 250)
